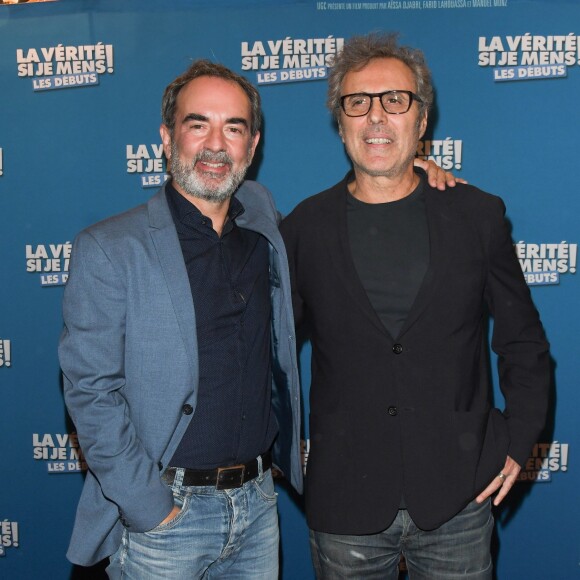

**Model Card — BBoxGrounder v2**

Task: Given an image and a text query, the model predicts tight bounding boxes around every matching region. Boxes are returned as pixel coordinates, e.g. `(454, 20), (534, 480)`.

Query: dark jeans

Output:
(310, 499), (493, 579)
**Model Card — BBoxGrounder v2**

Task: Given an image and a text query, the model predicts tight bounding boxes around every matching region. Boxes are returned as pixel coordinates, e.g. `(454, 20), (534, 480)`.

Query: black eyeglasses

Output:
(340, 90), (423, 117)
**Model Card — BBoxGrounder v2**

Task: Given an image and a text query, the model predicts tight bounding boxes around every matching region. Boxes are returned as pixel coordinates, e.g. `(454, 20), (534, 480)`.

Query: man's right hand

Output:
(159, 505), (181, 526)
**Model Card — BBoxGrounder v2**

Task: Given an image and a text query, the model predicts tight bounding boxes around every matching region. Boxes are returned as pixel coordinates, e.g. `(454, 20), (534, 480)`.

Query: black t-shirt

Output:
(347, 178), (429, 339)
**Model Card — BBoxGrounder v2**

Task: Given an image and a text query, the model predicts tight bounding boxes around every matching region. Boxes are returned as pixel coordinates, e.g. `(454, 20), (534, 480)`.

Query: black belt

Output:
(162, 452), (272, 490)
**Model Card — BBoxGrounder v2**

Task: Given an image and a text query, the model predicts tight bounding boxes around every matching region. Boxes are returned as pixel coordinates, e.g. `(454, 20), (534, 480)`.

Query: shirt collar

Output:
(165, 179), (245, 232)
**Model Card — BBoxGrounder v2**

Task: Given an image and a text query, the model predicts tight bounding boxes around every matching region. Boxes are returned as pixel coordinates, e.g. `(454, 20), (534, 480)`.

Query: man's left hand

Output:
(476, 455), (521, 506)
(413, 158), (467, 190)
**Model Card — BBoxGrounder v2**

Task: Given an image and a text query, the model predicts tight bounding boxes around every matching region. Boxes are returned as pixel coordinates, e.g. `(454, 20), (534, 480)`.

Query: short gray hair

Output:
(327, 32), (433, 122)
(161, 60), (262, 138)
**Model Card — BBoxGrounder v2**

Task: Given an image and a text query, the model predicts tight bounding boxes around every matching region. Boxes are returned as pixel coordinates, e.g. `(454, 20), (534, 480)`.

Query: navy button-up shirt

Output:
(166, 182), (277, 469)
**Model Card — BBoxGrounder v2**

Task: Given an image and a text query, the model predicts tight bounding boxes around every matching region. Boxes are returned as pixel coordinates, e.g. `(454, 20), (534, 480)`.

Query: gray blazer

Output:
(59, 180), (302, 566)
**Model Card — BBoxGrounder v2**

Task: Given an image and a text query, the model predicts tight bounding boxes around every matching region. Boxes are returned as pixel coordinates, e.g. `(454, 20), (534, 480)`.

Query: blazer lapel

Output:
(398, 188), (454, 337)
(323, 182), (392, 338)
(147, 188), (199, 382)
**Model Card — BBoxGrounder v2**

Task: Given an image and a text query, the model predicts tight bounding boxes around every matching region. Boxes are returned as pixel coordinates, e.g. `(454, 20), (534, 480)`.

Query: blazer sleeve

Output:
(59, 230), (174, 532)
(485, 196), (551, 467)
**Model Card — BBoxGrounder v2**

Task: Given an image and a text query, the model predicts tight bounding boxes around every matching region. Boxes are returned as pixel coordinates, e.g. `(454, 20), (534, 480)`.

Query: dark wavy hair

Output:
(161, 59), (261, 138)
(327, 32), (433, 122)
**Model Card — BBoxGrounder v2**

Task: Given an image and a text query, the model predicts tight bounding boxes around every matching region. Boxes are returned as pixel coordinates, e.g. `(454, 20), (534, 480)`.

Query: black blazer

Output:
(280, 173), (550, 534)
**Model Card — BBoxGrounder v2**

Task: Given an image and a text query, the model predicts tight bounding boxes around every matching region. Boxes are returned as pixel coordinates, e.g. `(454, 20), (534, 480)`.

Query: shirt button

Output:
(182, 404), (193, 415)
(392, 344), (403, 355)
(387, 406), (398, 416)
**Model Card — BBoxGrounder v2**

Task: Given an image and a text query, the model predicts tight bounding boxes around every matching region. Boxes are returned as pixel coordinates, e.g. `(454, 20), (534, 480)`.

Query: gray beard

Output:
(170, 144), (250, 203)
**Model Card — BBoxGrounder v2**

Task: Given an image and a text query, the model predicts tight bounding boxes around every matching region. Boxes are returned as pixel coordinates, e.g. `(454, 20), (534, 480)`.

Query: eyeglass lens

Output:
(343, 91), (412, 116)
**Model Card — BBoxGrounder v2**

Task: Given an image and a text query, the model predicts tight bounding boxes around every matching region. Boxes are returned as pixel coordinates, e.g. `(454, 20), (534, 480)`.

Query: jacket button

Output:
(182, 404), (193, 415)
(387, 406), (398, 416)
(392, 344), (403, 355)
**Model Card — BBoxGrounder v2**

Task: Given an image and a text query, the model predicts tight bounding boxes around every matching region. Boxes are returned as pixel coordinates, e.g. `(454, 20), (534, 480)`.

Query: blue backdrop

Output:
(0, 0), (578, 578)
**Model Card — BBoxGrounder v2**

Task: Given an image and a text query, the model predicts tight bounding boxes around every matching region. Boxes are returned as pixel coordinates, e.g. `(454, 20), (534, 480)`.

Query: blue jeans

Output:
(310, 499), (493, 579)
(106, 467), (279, 579)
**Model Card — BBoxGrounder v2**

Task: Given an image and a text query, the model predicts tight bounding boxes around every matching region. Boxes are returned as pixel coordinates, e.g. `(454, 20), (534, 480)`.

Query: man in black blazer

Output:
(280, 33), (550, 579)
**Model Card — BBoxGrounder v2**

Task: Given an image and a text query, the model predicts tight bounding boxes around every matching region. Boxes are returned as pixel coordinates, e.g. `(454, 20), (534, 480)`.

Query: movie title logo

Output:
(417, 138), (462, 170)
(33, 432), (87, 473)
(518, 441), (569, 482)
(241, 36), (344, 85)
(126, 144), (168, 188)
(0, 339), (11, 368)
(0, 521), (19, 557)
(515, 241), (577, 286)
(479, 33), (580, 82)
(26, 242), (71, 286)
(16, 43), (114, 91)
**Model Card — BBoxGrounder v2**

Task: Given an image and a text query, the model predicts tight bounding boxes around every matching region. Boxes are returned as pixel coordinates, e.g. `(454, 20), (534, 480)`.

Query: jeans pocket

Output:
(147, 491), (189, 533)
(252, 470), (278, 503)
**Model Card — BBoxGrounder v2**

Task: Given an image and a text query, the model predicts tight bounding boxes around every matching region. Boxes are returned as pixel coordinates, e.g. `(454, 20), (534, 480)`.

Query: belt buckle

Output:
(216, 464), (245, 490)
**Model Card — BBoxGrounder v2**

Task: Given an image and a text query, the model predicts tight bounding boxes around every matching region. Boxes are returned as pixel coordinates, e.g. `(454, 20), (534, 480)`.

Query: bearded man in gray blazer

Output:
(59, 60), (302, 579)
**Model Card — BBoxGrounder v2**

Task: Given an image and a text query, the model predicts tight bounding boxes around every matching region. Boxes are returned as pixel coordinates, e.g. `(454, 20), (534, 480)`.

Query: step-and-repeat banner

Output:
(1, 0), (577, 578)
